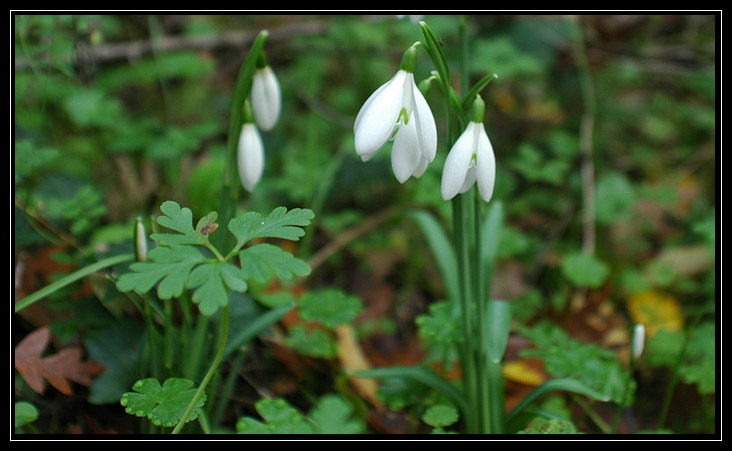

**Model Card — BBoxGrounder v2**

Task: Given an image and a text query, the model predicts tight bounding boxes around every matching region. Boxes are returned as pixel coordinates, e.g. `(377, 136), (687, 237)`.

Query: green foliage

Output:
(561, 252), (610, 288)
(120, 378), (206, 428)
(15, 402), (39, 429)
(518, 418), (578, 434)
(236, 395), (364, 434)
(239, 244), (310, 283)
(116, 201), (312, 316)
(647, 322), (716, 395)
(297, 289), (363, 329)
(519, 322), (629, 404)
(416, 301), (462, 368)
(422, 404), (459, 429)
(285, 325), (338, 359)
(228, 207), (315, 247)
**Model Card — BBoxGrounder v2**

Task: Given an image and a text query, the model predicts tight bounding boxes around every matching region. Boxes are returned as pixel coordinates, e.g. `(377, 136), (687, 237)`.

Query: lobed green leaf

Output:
(228, 206), (314, 250)
(238, 243), (311, 284)
(120, 378), (206, 428)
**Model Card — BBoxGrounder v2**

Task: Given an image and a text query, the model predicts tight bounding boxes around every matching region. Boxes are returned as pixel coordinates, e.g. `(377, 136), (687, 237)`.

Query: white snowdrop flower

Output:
(237, 122), (265, 193)
(441, 97), (496, 202)
(353, 44), (437, 183)
(251, 65), (281, 131)
(632, 323), (645, 360)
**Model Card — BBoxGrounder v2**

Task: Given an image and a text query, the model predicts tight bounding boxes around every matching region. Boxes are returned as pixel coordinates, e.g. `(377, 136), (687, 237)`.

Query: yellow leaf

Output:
(335, 325), (382, 408)
(627, 290), (684, 337)
(502, 360), (545, 386)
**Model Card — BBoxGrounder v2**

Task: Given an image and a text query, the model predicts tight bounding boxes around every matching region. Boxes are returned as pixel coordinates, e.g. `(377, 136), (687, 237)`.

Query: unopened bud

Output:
(134, 217), (148, 262)
(632, 323), (645, 360)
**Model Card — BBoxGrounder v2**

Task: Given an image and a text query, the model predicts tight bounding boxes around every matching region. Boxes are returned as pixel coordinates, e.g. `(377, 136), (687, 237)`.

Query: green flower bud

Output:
(470, 94), (486, 124)
(399, 42), (420, 73)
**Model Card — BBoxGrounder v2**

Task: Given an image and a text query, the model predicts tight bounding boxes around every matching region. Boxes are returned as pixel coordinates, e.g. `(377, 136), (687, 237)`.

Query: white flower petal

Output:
(237, 124), (265, 192)
(441, 123), (477, 200)
(391, 118), (421, 183)
(412, 82), (437, 164)
(354, 71), (406, 157)
(251, 66), (281, 131)
(460, 165), (477, 193)
(475, 123), (496, 203)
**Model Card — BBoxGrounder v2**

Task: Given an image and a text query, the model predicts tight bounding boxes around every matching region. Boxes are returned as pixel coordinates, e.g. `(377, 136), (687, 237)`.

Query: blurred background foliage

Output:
(14, 14), (716, 434)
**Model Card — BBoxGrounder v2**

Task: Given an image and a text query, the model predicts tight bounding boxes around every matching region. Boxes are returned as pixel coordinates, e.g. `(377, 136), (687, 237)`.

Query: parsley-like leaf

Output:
(151, 201), (211, 246)
(187, 262), (248, 316)
(117, 245), (205, 299)
(228, 207), (314, 249)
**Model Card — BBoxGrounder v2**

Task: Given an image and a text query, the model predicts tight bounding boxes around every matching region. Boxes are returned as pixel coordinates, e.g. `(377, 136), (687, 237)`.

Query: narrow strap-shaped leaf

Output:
(461, 73), (499, 112)
(409, 210), (459, 304)
(15, 253), (134, 313)
(486, 299), (512, 363)
(351, 366), (468, 416)
(481, 200), (504, 275)
(506, 378), (610, 426)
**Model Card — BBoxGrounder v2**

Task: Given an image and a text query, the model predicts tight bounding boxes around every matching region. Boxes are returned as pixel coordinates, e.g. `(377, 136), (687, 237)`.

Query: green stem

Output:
(472, 189), (492, 434)
(657, 309), (706, 430)
(172, 306), (230, 434)
(163, 298), (175, 374)
(184, 315), (210, 381)
(452, 196), (478, 433)
(611, 359), (636, 433)
(142, 294), (161, 380)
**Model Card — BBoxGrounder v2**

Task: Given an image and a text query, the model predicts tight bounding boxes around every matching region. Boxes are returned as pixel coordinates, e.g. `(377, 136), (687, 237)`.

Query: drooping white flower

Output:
(251, 65), (281, 131)
(237, 123), (265, 192)
(353, 45), (437, 184)
(441, 120), (496, 203)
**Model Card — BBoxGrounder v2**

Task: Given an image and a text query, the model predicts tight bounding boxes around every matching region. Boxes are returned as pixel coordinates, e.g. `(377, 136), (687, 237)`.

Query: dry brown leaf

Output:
(14, 327), (103, 395)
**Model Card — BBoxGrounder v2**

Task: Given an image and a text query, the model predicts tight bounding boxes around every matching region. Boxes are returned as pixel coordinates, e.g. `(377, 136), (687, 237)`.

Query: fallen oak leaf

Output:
(14, 327), (103, 395)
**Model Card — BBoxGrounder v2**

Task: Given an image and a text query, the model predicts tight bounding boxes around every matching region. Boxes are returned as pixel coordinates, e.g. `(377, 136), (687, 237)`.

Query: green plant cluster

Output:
(14, 14), (716, 436)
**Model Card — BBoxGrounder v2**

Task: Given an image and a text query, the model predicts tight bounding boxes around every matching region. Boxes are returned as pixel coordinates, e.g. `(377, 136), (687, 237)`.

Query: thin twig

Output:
(14, 18), (330, 70)
(307, 206), (401, 273)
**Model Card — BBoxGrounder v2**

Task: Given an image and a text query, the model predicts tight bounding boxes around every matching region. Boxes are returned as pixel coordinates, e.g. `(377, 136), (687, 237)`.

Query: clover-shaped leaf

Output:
(229, 207), (314, 248)
(422, 404), (459, 429)
(120, 378), (205, 428)
(297, 289), (363, 329)
(151, 201), (211, 246)
(239, 243), (311, 284)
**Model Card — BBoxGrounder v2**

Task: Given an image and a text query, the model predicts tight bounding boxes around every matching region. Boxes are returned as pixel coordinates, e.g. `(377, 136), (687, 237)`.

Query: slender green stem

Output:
(172, 306), (230, 434)
(184, 315), (210, 380)
(452, 196), (478, 433)
(142, 294), (161, 380)
(611, 359), (636, 433)
(472, 189), (492, 434)
(163, 298), (175, 373)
